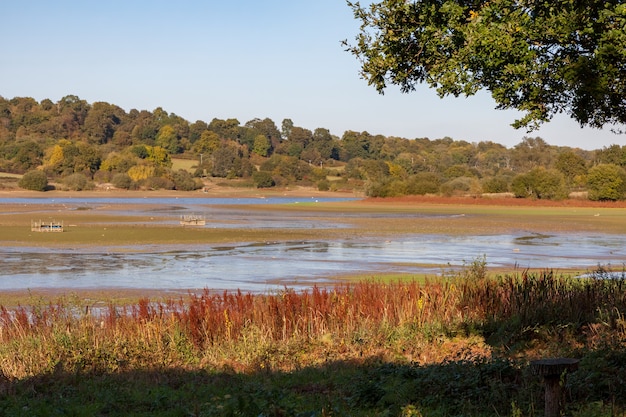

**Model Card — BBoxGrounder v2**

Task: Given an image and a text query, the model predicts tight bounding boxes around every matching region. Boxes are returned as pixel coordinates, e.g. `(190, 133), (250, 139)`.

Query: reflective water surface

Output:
(1, 197), (624, 292)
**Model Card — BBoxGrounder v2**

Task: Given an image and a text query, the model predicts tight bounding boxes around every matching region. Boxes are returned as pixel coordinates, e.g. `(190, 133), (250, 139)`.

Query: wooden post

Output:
(530, 358), (579, 417)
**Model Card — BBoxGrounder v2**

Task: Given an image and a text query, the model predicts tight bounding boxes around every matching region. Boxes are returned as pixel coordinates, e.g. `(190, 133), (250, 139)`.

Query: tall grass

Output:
(1, 267), (625, 378)
(1, 266), (625, 415)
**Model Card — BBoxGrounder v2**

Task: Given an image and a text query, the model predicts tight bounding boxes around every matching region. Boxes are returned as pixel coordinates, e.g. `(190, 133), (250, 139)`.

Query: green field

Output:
(171, 157), (198, 173)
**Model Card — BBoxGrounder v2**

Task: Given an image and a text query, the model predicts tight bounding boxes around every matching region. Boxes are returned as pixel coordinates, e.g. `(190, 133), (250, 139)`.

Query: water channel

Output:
(1, 197), (624, 293)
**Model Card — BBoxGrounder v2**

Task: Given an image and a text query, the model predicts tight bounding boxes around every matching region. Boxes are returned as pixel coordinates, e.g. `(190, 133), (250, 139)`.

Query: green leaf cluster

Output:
(346, 0), (626, 130)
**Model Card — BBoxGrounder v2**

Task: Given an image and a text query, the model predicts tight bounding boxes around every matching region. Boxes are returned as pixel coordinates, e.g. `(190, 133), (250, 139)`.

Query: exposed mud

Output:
(1, 196), (624, 294)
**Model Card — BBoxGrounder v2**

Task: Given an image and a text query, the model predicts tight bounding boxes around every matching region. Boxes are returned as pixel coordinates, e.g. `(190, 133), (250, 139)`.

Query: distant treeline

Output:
(1, 95), (625, 200)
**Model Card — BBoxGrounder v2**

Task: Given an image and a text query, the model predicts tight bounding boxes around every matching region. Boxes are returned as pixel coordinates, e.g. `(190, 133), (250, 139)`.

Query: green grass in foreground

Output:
(1, 262), (626, 416)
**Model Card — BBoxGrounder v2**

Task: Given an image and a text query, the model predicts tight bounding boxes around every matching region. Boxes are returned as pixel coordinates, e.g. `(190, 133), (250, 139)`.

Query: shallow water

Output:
(1, 233), (624, 293)
(1, 197), (624, 292)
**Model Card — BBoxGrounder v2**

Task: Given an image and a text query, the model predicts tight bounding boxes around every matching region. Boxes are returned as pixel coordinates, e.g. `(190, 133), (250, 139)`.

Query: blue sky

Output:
(1, 1), (623, 150)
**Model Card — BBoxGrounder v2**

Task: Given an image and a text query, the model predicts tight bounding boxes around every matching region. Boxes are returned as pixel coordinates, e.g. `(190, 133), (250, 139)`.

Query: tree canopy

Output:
(2, 94), (626, 200)
(345, 0), (626, 131)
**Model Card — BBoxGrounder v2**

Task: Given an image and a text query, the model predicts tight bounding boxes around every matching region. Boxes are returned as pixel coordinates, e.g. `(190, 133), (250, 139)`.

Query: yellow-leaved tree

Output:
(146, 146), (172, 169)
(44, 140), (71, 172)
(386, 161), (408, 179)
(127, 165), (155, 182)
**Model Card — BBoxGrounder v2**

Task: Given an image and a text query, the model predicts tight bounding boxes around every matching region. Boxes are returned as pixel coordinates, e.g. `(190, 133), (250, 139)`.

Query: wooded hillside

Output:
(1, 95), (625, 200)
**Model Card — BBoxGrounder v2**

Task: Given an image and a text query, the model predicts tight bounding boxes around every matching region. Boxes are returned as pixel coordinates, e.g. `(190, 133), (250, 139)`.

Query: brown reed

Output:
(1, 269), (625, 380)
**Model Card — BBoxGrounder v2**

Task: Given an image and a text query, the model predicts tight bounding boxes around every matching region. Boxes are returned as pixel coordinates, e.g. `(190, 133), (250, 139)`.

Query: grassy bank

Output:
(1, 264), (625, 416)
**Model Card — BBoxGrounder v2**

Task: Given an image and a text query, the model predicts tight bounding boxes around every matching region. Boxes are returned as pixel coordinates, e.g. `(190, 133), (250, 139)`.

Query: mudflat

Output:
(1, 187), (625, 305)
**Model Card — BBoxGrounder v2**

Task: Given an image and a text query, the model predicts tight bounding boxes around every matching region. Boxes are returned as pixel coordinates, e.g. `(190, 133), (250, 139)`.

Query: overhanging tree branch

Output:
(345, 0), (626, 132)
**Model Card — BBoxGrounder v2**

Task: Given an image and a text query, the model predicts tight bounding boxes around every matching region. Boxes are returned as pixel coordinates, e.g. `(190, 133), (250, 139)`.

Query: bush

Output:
(317, 179), (330, 191)
(93, 170), (112, 184)
(441, 177), (481, 196)
(366, 179), (409, 197)
(310, 167), (329, 182)
(443, 164), (477, 180)
(144, 176), (175, 190)
(111, 173), (133, 189)
(482, 176), (509, 193)
(365, 180), (387, 197)
(406, 172), (441, 195)
(252, 171), (275, 188)
(62, 173), (90, 191)
(171, 169), (201, 191)
(259, 155), (311, 182)
(18, 170), (48, 191)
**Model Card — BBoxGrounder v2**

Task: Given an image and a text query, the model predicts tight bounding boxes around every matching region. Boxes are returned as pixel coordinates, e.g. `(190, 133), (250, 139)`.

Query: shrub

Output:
(310, 167), (329, 182)
(252, 170), (275, 188)
(406, 172), (441, 195)
(365, 180), (389, 197)
(482, 176), (509, 193)
(62, 173), (90, 191)
(130, 145), (149, 159)
(259, 155), (311, 183)
(171, 169), (200, 191)
(128, 164), (155, 181)
(441, 177), (481, 196)
(18, 170), (48, 191)
(93, 170), (112, 184)
(512, 167), (567, 200)
(317, 179), (330, 191)
(443, 164), (477, 180)
(144, 176), (175, 190)
(111, 173), (133, 189)
(366, 179), (409, 197)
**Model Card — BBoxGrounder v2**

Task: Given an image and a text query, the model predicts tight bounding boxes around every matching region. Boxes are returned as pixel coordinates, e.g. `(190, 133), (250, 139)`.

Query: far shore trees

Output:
(587, 164), (626, 201)
(1, 94), (626, 199)
(512, 168), (568, 200)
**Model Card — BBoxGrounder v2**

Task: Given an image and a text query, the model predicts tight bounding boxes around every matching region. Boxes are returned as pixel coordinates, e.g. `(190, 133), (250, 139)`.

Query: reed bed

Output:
(1, 268), (625, 376)
(1, 266), (626, 415)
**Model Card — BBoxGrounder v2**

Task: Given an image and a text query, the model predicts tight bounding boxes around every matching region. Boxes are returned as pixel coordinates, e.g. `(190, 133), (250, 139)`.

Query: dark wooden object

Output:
(530, 358), (579, 417)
